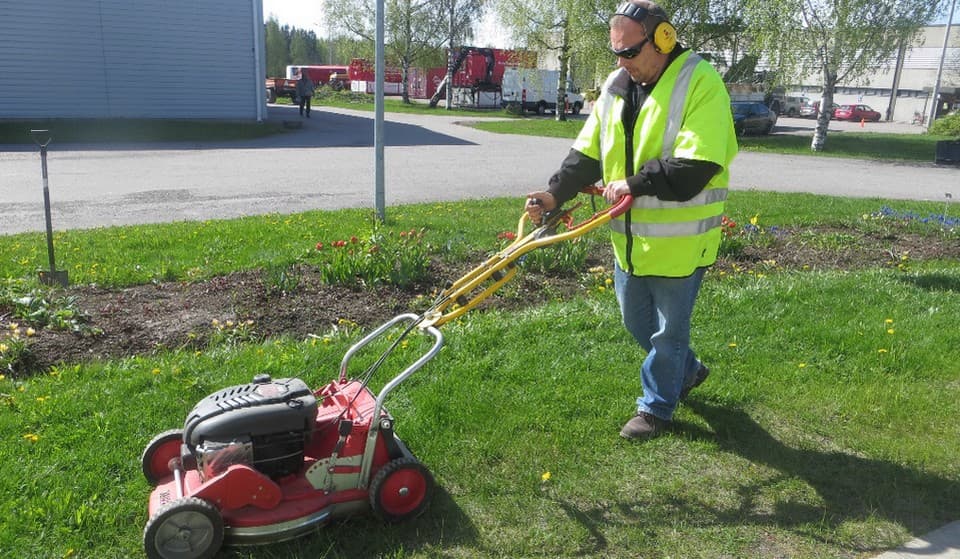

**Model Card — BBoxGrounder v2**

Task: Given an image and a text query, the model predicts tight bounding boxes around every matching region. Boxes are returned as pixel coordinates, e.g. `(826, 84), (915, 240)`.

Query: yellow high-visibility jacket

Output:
(573, 50), (738, 277)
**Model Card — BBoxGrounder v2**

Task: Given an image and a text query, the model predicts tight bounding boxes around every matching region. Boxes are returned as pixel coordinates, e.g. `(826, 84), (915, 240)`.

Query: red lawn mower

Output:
(140, 189), (632, 558)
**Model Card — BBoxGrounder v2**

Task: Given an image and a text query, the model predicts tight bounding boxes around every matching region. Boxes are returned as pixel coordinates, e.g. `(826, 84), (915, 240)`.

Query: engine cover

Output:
(183, 375), (317, 479)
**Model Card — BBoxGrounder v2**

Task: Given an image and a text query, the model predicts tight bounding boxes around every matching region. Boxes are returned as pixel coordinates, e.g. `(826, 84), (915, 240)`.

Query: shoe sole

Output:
(679, 367), (710, 400)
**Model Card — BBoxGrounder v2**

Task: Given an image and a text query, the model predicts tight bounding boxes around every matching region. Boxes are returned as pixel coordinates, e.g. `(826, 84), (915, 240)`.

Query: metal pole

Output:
(40, 143), (57, 275)
(374, 0), (386, 222)
(928, 0), (956, 129)
(31, 129), (68, 287)
(446, 1), (455, 111)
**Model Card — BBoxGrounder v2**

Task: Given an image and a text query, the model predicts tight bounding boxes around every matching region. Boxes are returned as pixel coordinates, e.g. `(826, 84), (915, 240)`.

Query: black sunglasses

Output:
(610, 37), (649, 59)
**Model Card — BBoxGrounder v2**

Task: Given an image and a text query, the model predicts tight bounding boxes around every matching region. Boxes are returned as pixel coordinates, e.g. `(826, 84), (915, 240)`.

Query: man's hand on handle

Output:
(525, 192), (557, 224)
(602, 180), (630, 205)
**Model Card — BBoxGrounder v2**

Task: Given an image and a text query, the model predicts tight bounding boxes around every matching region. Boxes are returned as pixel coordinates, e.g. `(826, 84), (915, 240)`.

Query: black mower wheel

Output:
(141, 429), (183, 486)
(369, 456), (434, 523)
(144, 496), (223, 559)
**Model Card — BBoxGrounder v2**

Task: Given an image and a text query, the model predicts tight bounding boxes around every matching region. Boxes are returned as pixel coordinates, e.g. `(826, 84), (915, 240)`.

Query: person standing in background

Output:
(296, 70), (315, 118)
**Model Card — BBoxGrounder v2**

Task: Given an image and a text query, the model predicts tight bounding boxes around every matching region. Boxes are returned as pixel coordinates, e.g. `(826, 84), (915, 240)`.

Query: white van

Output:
(501, 67), (584, 115)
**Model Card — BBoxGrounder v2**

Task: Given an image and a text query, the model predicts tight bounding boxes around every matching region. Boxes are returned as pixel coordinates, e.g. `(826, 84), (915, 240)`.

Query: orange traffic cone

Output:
(860, 118), (865, 128)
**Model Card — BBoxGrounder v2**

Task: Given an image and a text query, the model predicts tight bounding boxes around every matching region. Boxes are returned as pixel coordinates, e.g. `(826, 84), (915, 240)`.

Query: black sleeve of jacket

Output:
(625, 158), (721, 202)
(546, 149), (602, 207)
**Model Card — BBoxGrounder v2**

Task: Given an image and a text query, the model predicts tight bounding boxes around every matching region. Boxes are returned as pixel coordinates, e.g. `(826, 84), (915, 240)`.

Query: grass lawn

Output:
(467, 119), (951, 163)
(2, 192), (959, 558)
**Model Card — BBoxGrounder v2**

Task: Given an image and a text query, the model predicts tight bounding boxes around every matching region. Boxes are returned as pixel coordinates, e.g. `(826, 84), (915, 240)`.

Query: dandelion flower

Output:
(878, 349), (888, 354)
(23, 433), (39, 442)
(798, 363), (807, 368)
(0, 344), (7, 353)
(728, 342), (737, 348)
(885, 318), (894, 324)
(887, 329), (895, 335)
(25, 327), (36, 337)
(152, 368), (161, 375)
(541, 471), (552, 482)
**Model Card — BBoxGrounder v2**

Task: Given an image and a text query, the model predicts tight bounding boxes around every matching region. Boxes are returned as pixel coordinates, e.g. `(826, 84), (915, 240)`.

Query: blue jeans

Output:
(613, 262), (705, 421)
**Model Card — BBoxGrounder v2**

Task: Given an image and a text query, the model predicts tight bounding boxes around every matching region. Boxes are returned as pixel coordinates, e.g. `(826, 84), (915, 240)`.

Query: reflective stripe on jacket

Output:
(572, 51), (737, 277)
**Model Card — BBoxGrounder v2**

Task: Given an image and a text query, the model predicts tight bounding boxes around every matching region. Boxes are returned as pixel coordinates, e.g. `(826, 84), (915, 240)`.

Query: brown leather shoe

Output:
(679, 364), (710, 400)
(620, 412), (670, 440)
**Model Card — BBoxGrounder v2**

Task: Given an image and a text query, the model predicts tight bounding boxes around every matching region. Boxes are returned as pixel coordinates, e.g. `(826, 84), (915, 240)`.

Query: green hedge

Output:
(929, 111), (960, 139)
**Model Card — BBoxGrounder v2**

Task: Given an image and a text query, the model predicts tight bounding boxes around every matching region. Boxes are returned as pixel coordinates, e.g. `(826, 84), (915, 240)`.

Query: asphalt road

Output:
(1, 106), (956, 235)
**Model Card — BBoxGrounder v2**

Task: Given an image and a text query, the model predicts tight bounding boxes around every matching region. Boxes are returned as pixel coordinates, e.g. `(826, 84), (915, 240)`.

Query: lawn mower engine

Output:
(183, 374), (317, 481)
(142, 314), (442, 559)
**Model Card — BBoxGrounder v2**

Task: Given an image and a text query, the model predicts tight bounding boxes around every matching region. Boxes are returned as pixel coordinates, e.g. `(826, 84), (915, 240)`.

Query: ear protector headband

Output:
(613, 1), (677, 54)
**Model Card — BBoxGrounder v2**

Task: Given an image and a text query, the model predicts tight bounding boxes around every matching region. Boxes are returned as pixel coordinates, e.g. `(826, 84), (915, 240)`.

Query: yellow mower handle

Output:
(420, 189), (633, 328)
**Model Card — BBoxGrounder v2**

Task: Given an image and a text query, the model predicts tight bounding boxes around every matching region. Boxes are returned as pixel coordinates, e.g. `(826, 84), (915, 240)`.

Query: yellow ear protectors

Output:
(651, 20), (676, 54)
(613, 1), (677, 54)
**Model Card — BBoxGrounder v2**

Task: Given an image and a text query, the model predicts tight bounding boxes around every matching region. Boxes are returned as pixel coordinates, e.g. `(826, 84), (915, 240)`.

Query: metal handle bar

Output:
(338, 313), (443, 488)
(338, 313), (444, 388)
(420, 189), (633, 328)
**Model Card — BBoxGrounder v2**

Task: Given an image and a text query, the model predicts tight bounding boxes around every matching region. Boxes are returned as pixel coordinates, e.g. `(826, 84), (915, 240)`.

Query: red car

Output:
(834, 104), (882, 122)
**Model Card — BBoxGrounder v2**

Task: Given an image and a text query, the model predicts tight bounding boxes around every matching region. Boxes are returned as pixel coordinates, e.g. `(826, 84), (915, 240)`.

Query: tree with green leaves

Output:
(265, 17), (291, 78)
(324, 0), (448, 103)
(388, 0), (447, 103)
(289, 28), (326, 65)
(436, 0), (485, 109)
(493, 0), (747, 118)
(741, 0), (945, 151)
(495, 0), (582, 121)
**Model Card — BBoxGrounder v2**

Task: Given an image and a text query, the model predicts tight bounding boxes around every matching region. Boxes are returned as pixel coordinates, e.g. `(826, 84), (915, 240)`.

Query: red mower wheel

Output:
(143, 496), (223, 559)
(369, 456), (434, 523)
(141, 429), (183, 486)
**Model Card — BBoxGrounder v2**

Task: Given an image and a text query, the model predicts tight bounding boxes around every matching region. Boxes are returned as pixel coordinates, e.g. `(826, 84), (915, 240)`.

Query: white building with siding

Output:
(0, 0), (266, 121)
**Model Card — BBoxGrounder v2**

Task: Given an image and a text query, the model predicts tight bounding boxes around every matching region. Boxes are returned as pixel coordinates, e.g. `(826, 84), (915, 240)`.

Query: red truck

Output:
(265, 64), (350, 103)
(428, 46), (536, 108)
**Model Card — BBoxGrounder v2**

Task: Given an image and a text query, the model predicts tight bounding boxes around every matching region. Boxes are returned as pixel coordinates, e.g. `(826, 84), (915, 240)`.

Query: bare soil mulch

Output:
(4, 226), (958, 376)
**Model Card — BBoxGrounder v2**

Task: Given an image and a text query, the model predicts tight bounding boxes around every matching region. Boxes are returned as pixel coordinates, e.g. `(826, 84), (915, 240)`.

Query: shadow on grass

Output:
(219, 484), (478, 558)
(899, 273), (960, 293)
(679, 400), (959, 548)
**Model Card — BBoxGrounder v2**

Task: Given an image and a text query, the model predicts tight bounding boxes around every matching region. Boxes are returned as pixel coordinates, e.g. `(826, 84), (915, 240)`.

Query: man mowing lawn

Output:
(525, 0), (738, 440)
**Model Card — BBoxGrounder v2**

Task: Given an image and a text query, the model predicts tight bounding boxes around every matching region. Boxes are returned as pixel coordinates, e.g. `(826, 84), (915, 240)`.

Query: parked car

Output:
(782, 96), (808, 117)
(731, 101), (777, 135)
(799, 99), (818, 117)
(801, 100), (839, 119)
(833, 104), (882, 122)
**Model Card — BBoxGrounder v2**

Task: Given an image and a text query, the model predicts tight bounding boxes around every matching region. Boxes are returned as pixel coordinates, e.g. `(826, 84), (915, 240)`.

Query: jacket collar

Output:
(604, 45), (689, 98)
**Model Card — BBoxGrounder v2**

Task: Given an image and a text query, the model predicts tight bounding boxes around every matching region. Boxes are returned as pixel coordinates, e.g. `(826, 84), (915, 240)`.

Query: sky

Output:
(261, 0), (960, 34)
(261, 0), (512, 48)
